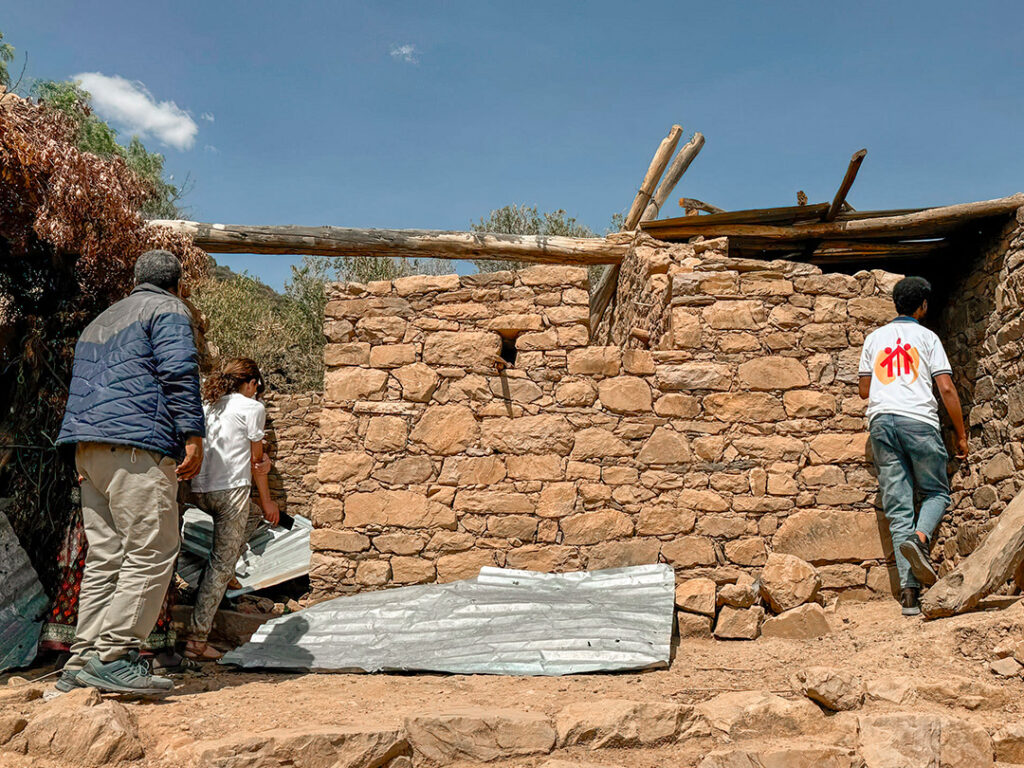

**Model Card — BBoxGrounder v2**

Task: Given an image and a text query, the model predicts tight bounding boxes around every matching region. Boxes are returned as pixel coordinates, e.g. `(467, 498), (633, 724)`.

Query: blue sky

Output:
(6, 1), (1023, 289)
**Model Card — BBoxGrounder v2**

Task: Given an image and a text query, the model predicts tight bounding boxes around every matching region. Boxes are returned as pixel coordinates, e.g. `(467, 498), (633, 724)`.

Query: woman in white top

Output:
(185, 358), (279, 661)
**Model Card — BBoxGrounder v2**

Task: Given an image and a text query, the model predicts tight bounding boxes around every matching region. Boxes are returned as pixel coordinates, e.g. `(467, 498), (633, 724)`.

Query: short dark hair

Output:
(134, 250), (181, 291)
(892, 276), (932, 316)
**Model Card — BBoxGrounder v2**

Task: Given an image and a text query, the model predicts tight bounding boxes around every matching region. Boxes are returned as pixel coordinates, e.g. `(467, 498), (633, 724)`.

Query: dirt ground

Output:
(2, 598), (1023, 768)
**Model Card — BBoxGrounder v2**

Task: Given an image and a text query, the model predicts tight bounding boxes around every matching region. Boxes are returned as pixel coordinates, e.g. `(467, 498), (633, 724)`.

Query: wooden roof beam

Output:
(825, 149), (867, 222)
(150, 221), (631, 266)
(641, 194), (1024, 241)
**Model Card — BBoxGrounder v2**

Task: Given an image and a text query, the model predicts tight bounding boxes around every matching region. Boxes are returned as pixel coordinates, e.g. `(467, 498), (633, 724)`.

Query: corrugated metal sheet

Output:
(0, 504), (48, 671)
(221, 564), (674, 676)
(177, 508), (311, 598)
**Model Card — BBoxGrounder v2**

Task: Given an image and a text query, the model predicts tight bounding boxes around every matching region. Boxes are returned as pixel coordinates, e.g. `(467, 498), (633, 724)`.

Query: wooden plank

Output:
(642, 133), (705, 220)
(623, 125), (683, 231)
(639, 194), (1024, 242)
(921, 487), (1024, 618)
(648, 203), (830, 228)
(149, 221), (630, 266)
(825, 149), (867, 222)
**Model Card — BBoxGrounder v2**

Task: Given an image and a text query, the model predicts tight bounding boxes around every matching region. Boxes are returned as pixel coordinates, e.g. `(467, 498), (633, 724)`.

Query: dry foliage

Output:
(0, 91), (208, 589)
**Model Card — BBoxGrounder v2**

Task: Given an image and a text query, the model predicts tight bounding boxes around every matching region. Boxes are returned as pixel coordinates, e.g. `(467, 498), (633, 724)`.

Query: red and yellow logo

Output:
(874, 337), (920, 384)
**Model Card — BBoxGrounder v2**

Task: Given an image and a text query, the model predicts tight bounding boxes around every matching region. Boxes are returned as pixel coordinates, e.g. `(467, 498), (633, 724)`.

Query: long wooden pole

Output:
(590, 131), (706, 336)
(642, 133), (705, 221)
(825, 149), (867, 222)
(150, 221), (630, 266)
(641, 194), (1024, 241)
(921, 487), (1024, 618)
(589, 125), (685, 334)
(623, 125), (683, 231)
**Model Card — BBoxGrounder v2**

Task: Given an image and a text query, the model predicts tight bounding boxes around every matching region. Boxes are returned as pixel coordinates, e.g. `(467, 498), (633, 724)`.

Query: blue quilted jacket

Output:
(57, 284), (205, 460)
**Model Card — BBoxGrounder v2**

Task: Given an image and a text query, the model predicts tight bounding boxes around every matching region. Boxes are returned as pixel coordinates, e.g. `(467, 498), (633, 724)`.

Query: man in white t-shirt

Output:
(858, 276), (968, 616)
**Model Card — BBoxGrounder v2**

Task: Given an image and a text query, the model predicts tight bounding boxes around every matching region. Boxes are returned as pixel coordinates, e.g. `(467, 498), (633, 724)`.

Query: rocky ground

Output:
(1, 598), (1023, 767)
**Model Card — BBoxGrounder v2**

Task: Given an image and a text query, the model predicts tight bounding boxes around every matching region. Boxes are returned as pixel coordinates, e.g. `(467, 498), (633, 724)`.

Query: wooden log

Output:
(678, 198), (725, 215)
(642, 133), (705, 221)
(150, 221), (629, 266)
(825, 149), (867, 222)
(641, 194), (1024, 242)
(920, 487), (1024, 618)
(590, 124), (684, 335)
(623, 125), (683, 231)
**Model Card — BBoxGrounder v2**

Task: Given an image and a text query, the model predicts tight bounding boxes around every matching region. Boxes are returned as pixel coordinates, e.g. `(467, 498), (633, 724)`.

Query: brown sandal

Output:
(184, 642), (223, 662)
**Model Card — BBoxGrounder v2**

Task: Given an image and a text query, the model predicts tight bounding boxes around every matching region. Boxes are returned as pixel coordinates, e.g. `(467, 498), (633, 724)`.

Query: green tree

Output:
(32, 79), (185, 218)
(336, 254), (449, 284)
(0, 31), (15, 88)
(191, 257), (331, 392)
(470, 204), (595, 273)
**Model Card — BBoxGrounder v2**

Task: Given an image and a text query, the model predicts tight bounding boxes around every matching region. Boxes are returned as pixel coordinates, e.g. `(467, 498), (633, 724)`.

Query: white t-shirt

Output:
(191, 392), (267, 493)
(858, 318), (952, 431)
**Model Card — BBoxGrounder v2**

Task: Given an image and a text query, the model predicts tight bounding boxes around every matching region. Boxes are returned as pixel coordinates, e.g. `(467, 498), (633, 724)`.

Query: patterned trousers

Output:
(185, 486), (262, 642)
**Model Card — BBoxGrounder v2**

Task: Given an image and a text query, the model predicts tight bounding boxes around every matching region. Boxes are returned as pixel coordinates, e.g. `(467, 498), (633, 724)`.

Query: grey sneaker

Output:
(76, 650), (174, 696)
(54, 668), (86, 692)
(900, 537), (938, 586)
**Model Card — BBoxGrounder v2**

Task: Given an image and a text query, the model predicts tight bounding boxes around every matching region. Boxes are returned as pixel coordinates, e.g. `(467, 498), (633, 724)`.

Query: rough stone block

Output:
(598, 375), (653, 414)
(773, 510), (887, 562)
(661, 536), (716, 567)
(761, 603), (832, 639)
(410, 405), (479, 455)
(423, 331), (501, 371)
(561, 510), (633, 545)
(760, 552), (821, 612)
(325, 368), (389, 401)
(737, 356), (810, 390)
(567, 347), (621, 377)
(345, 491), (456, 529)
(676, 577), (717, 616)
(714, 606), (764, 640)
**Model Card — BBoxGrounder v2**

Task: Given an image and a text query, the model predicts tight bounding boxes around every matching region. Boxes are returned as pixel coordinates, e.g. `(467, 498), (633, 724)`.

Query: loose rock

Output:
(760, 553), (821, 613)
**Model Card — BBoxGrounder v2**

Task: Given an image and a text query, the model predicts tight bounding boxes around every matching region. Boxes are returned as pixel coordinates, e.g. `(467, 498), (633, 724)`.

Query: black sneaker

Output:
(901, 587), (921, 616)
(54, 668), (86, 692)
(900, 536), (939, 586)
(76, 650), (174, 696)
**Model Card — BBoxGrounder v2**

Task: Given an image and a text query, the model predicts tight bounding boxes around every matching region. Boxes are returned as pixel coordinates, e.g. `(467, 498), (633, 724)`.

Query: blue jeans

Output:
(869, 414), (950, 589)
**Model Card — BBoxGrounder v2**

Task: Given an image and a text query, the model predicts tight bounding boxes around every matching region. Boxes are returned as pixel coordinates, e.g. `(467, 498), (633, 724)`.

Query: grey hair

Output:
(134, 250), (182, 291)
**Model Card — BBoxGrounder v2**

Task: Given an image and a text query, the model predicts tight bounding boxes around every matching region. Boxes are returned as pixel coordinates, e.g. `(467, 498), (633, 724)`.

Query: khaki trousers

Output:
(66, 443), (181, 670)
(186, 487), (262, 642)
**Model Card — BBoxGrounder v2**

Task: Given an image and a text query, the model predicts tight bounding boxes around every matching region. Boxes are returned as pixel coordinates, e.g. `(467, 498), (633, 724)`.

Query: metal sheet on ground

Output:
(177, 507), (312, 597)
(221, 564), (675, 676)
(0, 506), (48, 671)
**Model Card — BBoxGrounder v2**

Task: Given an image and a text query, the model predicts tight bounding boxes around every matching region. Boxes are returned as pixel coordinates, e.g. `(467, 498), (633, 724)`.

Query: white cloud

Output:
(74, 72), (198, 151)
(203, 144), (219, 154)
(389, 44), (419, 64)
(200, 112), (215, 123)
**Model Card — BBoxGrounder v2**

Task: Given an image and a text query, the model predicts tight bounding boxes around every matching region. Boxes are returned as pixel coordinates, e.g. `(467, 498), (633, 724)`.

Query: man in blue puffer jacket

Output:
(55, 250), (205, 695)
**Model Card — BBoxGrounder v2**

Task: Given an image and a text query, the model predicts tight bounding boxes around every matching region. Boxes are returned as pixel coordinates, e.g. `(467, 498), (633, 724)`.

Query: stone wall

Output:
(263, 391), (322, 518)
(310, 254), (908, 601)
(937, 208), (1024, 568)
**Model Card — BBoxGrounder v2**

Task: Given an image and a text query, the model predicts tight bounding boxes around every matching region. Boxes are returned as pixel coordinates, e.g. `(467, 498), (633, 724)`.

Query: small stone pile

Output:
(676, 552), (831, 640)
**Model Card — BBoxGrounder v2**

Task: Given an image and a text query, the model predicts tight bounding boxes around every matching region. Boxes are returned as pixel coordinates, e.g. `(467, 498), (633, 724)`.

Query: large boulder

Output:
(10, 688), (143, 767)
(676, 578), (717, 617)
(857, 713), (992, 768)
(714, 606), (764, 640)
(555, 699), (687, 748)
(794, 667), (864, 711)
(405, 707), (556, 763)
(761, 604), (832, 639)
(188, 725), (409, 768)
(759, 553), (821, 613)
(696, 691), (825, 741)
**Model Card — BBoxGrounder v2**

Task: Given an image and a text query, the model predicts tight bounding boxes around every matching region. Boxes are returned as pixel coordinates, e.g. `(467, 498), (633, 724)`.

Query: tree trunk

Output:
(920, 489), (1024, 618)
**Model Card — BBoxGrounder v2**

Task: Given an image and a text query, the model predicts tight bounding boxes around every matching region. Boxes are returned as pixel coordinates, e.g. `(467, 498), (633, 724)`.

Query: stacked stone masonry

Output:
(262, 392), (322, 518)
(937, 208), (1024, 570)
(310, 243), (921, 601)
